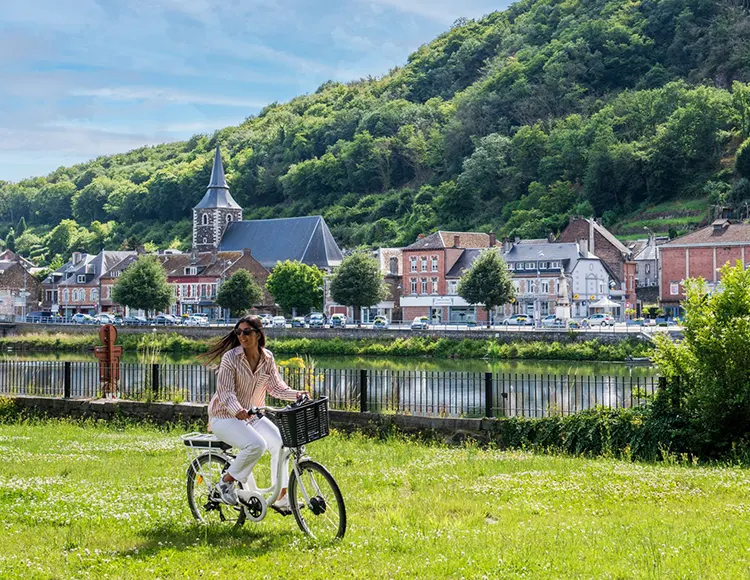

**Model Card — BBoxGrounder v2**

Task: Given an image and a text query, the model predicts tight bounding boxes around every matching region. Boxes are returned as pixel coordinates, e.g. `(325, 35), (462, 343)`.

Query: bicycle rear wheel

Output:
(186, 453), (246, 527)
(288, 460), (346, 541)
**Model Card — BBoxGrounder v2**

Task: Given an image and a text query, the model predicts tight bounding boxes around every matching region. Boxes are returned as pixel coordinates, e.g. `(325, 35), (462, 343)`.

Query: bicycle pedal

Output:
(269, 504), (293, 516)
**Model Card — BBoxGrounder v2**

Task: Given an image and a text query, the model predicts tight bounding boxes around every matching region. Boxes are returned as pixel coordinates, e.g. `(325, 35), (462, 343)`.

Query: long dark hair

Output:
(200, 315), (266, 365)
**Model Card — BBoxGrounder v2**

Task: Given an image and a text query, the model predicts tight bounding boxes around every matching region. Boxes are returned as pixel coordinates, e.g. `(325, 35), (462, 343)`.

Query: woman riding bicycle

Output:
(201, 315), (306, 513)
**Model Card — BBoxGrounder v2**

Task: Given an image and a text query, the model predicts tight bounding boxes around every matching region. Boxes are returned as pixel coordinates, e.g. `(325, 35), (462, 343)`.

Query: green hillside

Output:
(3, 0), (750, 266)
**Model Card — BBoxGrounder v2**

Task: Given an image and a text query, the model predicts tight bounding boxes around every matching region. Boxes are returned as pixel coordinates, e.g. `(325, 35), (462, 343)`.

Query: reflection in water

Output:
(0, 353), (659, 419)
(278, 367), (659, 419)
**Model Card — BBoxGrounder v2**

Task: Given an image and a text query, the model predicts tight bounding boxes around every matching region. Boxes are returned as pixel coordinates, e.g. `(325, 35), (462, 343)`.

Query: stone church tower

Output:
(192, 146), (242, 252)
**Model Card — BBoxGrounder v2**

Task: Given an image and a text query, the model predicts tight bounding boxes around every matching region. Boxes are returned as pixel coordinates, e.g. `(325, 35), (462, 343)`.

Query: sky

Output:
(0, 0), (513, 183)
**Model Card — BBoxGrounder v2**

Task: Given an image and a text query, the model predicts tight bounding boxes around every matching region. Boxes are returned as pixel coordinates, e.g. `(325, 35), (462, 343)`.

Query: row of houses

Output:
(3, 147), (747, 322)
(371, 217), (637, 325)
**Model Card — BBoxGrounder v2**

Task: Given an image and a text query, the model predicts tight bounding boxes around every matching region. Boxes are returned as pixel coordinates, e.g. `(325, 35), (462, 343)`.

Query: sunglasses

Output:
(234, 328), (259, 336)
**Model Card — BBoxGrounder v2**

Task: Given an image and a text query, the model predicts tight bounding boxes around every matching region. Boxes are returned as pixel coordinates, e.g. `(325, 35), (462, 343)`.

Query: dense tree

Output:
(653, 261), (750, 455)
(265, 260), (324, 316)
(0, 0), (750, 257)
(329, 252), (387, 323)
(215, 269), (263, 317)
(112, 255), (172, 313)
(457, 248), (514, 328)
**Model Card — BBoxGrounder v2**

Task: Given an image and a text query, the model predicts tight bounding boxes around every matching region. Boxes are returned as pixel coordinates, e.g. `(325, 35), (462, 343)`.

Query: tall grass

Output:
(0, 419), (748, 578)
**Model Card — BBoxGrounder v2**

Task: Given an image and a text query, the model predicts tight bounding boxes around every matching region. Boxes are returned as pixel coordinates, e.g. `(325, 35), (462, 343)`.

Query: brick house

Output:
(0, 259), (42, 318)
(42, 251), (136, 317)
(557, 217), (636, 311)
(400, 231), (499, 324)
(658, 219), (750, 316)
(160, 249), (274, 318)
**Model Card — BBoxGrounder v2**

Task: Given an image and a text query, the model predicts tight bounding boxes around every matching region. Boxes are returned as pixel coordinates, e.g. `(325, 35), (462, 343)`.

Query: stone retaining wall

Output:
(9, 396), (485, 440)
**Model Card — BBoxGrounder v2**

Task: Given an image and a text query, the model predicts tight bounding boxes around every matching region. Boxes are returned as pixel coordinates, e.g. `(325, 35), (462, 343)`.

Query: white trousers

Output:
(209, 416), (288, 489)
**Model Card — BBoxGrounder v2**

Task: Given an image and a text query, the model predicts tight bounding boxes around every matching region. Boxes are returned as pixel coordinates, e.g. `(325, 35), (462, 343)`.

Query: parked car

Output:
(122, 315), (148, 326)
(502, 314), (532, 326)
(291, 316), (306, 328)
(410, 316), (430, 330)
(584, 313), (615, 326)
(25, 311), (54, 323)
(152, 313), (179, 325)
(373, 316), (389, 329)
(308, 313), (325, 328)
(272, 315), (287, 328)
(184, 314), (209, 327)
(93, 313), (115, 325)
(541, 314), (564, 328)
(329, 313), (347, 329)
(258, 314), (273, 327)
(71, 313), (94, 324)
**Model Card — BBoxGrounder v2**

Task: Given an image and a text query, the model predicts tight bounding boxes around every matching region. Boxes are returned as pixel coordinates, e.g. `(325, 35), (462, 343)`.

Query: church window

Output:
(202, 214), (209, 226)
(226, 214), (233, 223)
(202, 237), (207, 244)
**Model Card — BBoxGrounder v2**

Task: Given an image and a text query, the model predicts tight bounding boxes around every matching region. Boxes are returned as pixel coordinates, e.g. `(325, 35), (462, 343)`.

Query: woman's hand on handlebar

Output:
(235, 408), (251, 421)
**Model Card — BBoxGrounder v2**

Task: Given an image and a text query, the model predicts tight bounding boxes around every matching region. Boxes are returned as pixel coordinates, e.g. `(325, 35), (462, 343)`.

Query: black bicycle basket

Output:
(272, 397), (329, 447)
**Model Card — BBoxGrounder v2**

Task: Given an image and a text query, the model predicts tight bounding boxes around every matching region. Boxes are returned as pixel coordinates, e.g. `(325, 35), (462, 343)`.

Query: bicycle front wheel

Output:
(186, 453), (246, 527)
(289, 460), (346, 541)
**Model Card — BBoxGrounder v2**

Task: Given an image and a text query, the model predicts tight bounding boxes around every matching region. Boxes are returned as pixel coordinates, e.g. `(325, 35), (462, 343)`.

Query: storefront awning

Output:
(589, 298), (620, 309)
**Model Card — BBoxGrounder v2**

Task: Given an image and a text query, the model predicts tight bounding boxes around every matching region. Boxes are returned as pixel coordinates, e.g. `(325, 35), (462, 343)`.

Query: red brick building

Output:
(399, 231), (499, 324)
(658, 220), (750, 316)
(160, 249), (274, 318)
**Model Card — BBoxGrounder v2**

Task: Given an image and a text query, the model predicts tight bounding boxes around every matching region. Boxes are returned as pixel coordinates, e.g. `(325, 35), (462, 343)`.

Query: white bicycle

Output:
(181, 397), (346, 541)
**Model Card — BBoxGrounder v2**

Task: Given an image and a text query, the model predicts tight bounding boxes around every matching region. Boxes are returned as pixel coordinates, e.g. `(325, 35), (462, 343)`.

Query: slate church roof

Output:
(219, 216), (343, 269)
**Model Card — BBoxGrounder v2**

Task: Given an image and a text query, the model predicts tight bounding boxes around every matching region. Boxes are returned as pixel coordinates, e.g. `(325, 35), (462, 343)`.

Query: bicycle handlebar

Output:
(250, 394), (311, 417)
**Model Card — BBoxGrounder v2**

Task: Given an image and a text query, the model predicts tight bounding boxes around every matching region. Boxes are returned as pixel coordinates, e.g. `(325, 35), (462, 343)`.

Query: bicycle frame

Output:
(236, 444), (307, 509)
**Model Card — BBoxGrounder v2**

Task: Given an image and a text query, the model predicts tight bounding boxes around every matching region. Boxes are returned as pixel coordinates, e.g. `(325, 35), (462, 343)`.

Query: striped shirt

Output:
(208, 346), (300, 422)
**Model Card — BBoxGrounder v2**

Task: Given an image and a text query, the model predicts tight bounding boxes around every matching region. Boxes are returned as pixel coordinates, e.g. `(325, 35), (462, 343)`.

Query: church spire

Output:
(193, 146), (241, 210)
(207, 145), (229, 190)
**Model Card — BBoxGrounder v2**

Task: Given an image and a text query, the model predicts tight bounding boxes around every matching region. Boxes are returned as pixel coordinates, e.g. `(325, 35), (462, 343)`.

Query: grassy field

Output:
(2, 419), (749, 579)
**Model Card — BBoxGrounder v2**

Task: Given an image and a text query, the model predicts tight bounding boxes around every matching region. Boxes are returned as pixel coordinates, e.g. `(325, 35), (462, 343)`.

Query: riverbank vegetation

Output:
(0, 332), (652, 362)
(0, 418), (747, 578)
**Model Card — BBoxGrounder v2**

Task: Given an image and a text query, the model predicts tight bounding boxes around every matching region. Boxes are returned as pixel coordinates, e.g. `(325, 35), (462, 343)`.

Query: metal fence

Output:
(0, 360), (660, 419)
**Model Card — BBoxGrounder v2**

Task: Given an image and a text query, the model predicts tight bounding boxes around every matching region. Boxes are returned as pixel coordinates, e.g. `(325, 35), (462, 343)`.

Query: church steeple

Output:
(194, 146), (240, 210)
(192, 146), (243, 251)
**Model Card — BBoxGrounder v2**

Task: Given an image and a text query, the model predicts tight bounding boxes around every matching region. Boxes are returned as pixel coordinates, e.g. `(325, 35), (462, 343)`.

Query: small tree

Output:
(457, 248), (515, 328)
(4, 228), (15, 252)
(653, 261), (750, 455)
(329, 252), (387, 324)
(216, 269), (263, 318)
(15, 217), (26, 236)
(112, 255), (172, 314)
(265, 260), (324, 316)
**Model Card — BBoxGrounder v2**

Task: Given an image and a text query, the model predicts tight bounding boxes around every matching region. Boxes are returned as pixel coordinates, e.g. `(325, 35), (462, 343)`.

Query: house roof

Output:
(660, 221), (750, 246)
(194, 146), (241, 210)
(101, 253), (139, 279)
(591, 219), (630, 256)
(404, 231), (499, 250)
(55, 251), (136, 287)
(445, 249), (482, 278)
(0, 250), (34, 269)
(160, 250), (270, 279)
(219, 216), (343, 269)
(502, 243), (581, 274)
